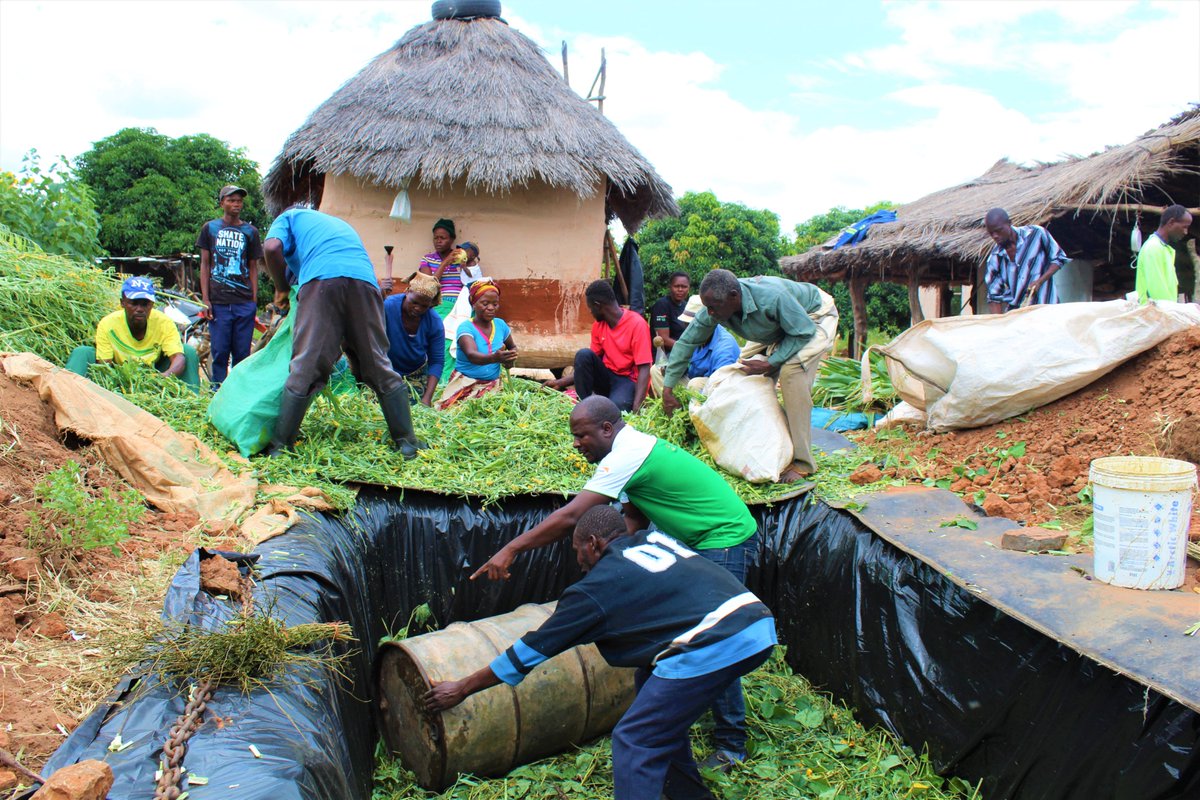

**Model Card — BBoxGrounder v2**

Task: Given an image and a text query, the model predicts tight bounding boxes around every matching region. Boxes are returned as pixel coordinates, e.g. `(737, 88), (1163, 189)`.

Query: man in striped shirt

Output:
(427, 505), (776, 800)
(983, 208), (1070, 313)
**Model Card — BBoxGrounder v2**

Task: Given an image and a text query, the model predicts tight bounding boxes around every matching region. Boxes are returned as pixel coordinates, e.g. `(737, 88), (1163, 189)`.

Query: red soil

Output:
(865, 328), (1200, 539)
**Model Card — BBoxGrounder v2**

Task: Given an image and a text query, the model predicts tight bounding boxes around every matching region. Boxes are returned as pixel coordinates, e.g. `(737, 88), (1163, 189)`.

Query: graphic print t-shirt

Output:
(197, 219), (263, 303)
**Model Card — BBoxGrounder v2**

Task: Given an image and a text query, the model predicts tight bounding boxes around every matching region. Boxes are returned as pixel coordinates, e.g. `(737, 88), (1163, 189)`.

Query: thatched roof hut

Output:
(263, 7), (678, 366)
(781, 110), (1199, 352)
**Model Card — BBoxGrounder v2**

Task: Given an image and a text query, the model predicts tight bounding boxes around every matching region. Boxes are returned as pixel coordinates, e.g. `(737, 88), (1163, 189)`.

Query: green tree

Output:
(636, 191), (787, 302)
(75, 128), (270, 256)
(790, 202), (911, 338)
(0, 150), (104, 259)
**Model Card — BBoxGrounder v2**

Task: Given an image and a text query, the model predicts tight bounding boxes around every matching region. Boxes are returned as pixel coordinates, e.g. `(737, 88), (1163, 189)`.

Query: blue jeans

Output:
(573, 348), (637, 411)
(612, 647), (772, 800)
(208, 301), (257, 386)
(696, 536), (757, 757)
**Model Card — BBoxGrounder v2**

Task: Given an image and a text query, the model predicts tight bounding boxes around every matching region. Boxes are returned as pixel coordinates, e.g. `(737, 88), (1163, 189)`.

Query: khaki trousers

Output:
(741, 291), (838, 474)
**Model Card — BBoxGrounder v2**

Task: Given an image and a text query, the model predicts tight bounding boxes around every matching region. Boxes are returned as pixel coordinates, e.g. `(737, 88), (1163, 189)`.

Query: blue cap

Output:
(121, 276), (156, 301)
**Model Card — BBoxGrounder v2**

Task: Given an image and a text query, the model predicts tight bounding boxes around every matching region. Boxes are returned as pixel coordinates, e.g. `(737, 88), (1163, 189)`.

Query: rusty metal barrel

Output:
(376, 602), (636, 790)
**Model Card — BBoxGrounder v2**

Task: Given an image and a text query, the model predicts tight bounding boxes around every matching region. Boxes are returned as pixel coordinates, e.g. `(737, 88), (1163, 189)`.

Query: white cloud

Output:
(1, 0), (1195, 235)
(0, 0), (429, 170)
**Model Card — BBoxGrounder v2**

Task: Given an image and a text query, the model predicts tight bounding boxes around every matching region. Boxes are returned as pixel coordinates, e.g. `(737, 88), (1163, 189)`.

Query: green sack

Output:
(208, 293), (298, 457)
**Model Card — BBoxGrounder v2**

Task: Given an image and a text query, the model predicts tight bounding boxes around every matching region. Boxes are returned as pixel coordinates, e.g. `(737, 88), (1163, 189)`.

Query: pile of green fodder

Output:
(91, 367), (865, 510)
(373, 648), (982, 800)
(0, 230), (121, 364)
(813, 353), (898, 414)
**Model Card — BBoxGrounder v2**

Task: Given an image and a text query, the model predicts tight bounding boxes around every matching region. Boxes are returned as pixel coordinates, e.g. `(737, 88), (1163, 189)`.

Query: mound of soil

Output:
(868, 328), (1200, 535)
(0, 370), (200, 778)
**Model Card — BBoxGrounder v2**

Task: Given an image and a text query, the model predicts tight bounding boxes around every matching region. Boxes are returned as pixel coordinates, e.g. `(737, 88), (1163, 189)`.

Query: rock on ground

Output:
(30, 760), (113, 800)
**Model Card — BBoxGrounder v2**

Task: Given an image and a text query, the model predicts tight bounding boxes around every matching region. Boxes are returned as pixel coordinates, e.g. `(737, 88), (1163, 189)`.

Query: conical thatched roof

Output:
(781, 109), (1200, 283)
(264, 16), (678, 231)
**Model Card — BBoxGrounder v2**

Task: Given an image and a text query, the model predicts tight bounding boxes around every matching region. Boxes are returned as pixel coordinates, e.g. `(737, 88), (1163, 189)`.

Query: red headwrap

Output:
(468, 280), (500, 306)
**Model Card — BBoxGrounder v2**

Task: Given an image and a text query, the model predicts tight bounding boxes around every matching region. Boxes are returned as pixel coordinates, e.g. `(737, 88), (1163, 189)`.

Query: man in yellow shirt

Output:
(65, 277), (200, 387)
(1136, 204), (1193, 303)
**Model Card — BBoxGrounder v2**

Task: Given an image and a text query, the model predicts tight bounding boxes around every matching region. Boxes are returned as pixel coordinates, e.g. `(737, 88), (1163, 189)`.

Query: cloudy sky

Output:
(1, 0), (1196, 230)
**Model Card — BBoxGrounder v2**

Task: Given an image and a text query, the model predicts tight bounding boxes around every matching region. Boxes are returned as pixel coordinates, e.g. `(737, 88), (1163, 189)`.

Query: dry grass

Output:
(11, 547), (193, 723)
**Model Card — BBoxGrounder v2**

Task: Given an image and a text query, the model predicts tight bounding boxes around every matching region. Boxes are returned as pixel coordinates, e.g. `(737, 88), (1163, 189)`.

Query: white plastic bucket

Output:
(1089, 456), (1197, 590)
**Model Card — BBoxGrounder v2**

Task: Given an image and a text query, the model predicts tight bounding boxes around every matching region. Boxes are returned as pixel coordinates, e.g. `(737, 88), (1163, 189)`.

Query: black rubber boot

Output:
(379, 387), (427, 460)
(264, 389), (315, 457)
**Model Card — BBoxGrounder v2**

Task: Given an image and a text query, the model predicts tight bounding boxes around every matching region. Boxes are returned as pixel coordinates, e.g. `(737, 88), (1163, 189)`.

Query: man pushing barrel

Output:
(426, 505), (777, 800)
(472, 394), (758, 770)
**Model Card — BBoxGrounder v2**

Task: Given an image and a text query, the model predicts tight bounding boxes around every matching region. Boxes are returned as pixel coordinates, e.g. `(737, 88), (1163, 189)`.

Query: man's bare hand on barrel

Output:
(423, 667), (502, 712)
(424, 680), (470, 712)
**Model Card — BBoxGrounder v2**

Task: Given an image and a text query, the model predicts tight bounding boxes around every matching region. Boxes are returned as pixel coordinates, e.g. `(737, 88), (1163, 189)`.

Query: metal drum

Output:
(376, 602), (636, 790)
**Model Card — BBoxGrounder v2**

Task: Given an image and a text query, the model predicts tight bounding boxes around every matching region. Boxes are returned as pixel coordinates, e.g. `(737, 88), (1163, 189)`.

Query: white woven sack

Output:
(689, 364), (792, 483)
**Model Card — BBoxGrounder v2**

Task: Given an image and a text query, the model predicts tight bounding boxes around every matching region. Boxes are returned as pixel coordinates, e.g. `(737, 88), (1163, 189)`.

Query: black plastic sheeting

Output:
(39, 490), (1198, 799)
(755, 499), (1200, 800)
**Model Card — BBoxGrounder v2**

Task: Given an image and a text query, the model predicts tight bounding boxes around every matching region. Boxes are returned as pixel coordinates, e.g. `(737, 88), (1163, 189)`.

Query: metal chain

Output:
(153, 677), (214, 800)
(152, 567), (256, 799)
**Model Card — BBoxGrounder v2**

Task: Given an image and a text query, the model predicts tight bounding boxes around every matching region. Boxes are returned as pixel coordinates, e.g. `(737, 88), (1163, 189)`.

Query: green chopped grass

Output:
(372, 648), (982, 800)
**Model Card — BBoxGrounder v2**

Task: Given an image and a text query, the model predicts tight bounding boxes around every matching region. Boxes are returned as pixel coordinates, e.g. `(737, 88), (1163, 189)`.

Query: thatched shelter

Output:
(264, 6), (678, 366)
(781, 110), (1200, 354)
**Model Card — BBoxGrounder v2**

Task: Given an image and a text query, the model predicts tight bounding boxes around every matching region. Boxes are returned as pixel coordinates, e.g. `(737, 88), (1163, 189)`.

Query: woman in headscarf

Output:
(436, 279), (518, 410)
(382, 271), (444, 407)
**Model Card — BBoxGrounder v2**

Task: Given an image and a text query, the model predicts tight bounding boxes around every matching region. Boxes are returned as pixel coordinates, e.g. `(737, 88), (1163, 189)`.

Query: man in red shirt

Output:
(548, 280), (652, 412)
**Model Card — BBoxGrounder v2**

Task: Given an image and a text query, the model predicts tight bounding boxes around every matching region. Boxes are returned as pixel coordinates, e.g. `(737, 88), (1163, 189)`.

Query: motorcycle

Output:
(159, 289), (280, 380)
(159, 289), (211, 380)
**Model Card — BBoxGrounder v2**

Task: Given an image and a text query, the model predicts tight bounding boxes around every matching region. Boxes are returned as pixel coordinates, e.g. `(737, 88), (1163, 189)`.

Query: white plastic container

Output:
(1089, 456), (1197, 590)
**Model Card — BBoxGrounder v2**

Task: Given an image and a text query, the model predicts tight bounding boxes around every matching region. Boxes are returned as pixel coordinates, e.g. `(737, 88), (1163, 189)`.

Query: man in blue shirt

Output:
(427, 505), (776, 800)
(263, 207), (425, 457)
(650, 295), (740, 396)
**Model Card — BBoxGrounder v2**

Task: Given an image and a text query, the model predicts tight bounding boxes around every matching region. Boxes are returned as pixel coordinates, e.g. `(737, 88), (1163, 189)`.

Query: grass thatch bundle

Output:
(108, 606), (354, 695)
(0, 230), (121, 364)
(782, 108), (1200, 282)
(264, 15), (677, 230)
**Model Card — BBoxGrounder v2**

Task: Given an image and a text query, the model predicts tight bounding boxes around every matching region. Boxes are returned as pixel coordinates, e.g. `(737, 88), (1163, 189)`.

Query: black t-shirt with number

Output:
(490, 531), (773, 681)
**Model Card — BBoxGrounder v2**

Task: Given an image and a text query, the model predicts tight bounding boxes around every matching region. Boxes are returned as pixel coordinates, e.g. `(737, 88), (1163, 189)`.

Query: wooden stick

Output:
(0, 747), (45, 787)
(1062, 203), (1200, 216)
(605, 231), (630, 302)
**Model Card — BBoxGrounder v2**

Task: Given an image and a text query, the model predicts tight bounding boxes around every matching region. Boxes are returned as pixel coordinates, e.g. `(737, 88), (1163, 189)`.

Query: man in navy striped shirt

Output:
(983, 208), (1070, 313)
(426, 505), (776, 799)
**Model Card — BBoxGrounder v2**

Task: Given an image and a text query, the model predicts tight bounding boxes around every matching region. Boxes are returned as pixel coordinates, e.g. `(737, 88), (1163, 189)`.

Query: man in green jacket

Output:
(661, 269), (838, 483)
(1136, 204), (1193, 303)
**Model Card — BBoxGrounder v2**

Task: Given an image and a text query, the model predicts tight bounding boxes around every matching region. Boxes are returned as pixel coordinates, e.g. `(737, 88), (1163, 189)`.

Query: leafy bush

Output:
(76, 128), (270, 256)
(636, 191), (786, 304)
(26, 461), (144, 556)
(0, 150), (105, 260)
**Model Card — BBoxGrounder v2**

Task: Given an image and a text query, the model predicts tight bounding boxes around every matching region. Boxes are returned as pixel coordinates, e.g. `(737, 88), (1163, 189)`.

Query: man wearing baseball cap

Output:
(65, 276), (201, 387)
(196, 185), (263, 389)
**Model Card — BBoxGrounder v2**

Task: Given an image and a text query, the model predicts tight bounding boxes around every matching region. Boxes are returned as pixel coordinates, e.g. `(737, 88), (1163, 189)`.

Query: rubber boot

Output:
(264, 389), (315, 457)
(379, 386), (427, 460)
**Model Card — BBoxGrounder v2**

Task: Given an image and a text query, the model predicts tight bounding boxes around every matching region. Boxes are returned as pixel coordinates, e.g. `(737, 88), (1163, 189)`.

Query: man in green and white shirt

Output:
(1136, 204), (1193, 303)
(472, 395), (759, 767)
